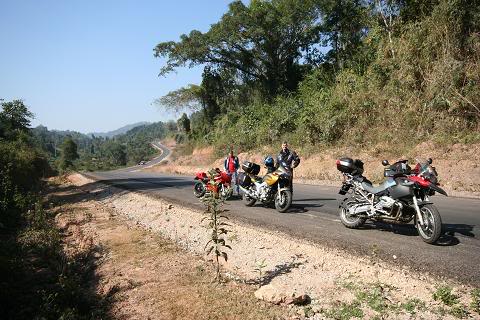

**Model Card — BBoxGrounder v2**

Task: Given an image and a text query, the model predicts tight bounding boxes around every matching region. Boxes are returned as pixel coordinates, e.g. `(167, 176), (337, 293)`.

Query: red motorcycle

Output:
(193, 168), (233, 199)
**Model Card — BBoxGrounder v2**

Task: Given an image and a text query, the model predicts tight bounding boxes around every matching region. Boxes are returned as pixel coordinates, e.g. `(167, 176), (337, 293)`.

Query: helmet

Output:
(264, 156), (274, 168)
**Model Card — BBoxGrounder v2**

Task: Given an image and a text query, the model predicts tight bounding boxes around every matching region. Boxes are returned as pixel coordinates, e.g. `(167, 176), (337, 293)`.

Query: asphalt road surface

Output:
(109, 141), (171, 173)
(84, 144), (480, 286)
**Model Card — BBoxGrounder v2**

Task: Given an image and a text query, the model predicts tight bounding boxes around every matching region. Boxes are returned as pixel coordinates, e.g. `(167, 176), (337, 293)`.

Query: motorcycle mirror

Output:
(427, 158), (433, 164)
(382, 160), (389, 166)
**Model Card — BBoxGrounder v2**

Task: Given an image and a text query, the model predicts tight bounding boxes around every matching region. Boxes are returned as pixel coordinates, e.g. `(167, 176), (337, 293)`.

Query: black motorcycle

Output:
(336, 157), (447, 244)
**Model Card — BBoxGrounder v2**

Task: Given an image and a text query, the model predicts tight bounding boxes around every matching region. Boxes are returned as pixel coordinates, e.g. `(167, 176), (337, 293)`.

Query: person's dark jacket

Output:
(276, 149), (300, 172)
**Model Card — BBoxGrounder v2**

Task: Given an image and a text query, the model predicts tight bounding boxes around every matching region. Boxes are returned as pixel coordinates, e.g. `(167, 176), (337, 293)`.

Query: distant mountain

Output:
(88, 122), (150, 138)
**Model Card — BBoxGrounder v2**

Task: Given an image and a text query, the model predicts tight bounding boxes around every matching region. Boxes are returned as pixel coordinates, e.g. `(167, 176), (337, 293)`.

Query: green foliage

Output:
(60, 137), (79, 171)
(449, 304), (470, 319)
(200, 168), (232, 281)
(103, 141), (127, 167)
(471, 288), (480, 314)
(0, 100), (105, 318)
(401, 298), (426, 315)
(154, 84), (203, 113)
(0, 99), (33, 138)
(177, 113), (191, 133)
(155, 0), (324, 97)
(33, 121), (176, 171)
(323, 300), (364, 320)
(0, 100), (50, 228)
(354, 283), (390, 313)
(254, 258), (268, 279)
(156, 0), (480, 153)
(433, 286), (460, 306)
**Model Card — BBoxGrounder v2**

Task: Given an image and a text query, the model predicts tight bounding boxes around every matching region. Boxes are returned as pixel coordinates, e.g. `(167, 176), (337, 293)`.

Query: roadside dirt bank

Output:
(67, 173), (479, 319)
(149, 141), (480, 199)
(53, 174), (287, 319)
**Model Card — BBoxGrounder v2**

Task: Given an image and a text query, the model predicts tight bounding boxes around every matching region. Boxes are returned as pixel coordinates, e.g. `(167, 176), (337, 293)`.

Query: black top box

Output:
(242, 161), (261, 175)
(336, 158), (364, 175)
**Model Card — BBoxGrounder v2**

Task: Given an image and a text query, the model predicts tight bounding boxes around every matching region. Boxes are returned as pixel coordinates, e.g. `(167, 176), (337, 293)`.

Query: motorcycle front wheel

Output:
(339, 199), (366, 228)
(193, 181), (206, 198)
(415, 204), (442, 244)
(275, 190), (292, 213)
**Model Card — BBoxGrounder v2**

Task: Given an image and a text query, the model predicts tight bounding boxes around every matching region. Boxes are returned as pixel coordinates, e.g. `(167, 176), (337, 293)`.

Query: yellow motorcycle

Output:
(237, 158), (292, 213)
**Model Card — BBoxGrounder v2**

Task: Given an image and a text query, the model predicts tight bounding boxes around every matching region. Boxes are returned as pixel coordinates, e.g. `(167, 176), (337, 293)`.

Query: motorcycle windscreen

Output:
(263, 173), (279, 186)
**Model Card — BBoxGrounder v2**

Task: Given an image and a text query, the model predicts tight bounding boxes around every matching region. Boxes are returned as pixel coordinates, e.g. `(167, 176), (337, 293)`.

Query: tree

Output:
(165, 121), (177, 132)
(0, 100), (34, 138)
(156, 68), (232, 132)
(0, 118), (4, 138)
(177, 113), (191, 133)
(371, 0), (402, 59)
(320, 0), (370, 70)
(105, 142), (127, 166)
(154, 84), (203, 114)
(154, 0), (324, 97)
(60, 137), (79, 170)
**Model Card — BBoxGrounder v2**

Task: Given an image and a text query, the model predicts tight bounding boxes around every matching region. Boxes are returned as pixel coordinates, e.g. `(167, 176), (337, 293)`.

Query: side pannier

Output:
(237, 172), (252, 187)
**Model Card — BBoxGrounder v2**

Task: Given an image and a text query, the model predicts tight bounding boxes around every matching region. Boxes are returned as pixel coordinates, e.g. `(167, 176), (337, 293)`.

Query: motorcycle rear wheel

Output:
(339, 199), (366, 228)
(193, 181), (206, 198)
(243, 185), (257, 207)
(275, 190), (292, 213)
(415, 204), (442, 244)
(221, 185), (233, 200)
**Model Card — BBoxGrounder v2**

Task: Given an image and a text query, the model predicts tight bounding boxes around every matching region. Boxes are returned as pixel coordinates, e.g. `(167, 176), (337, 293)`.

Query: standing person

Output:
(276, 141), (300, 193)
(224, 149), (240, 195)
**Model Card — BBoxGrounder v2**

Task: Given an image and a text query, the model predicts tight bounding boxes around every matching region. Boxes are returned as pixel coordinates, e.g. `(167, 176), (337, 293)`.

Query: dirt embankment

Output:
(149, 141), (480, 198)
(61, 173), (479, 319)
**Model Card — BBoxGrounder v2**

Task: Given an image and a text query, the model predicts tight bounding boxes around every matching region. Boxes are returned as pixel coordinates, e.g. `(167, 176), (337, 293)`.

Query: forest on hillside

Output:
(0, 96), (176, 237)
(156, 0), (480, 152)
(32, 119), (176, 171)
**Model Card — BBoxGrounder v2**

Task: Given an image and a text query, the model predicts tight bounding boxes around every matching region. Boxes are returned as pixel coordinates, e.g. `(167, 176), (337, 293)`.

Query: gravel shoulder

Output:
(67, 173), (480, 319)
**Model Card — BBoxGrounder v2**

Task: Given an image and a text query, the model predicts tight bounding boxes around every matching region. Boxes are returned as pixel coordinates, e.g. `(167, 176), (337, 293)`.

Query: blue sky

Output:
(0, 0), (234, 133)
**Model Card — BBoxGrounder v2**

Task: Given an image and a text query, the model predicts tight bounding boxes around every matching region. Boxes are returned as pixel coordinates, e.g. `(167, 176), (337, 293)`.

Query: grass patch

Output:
(401, 298), (426, 315)
(433, 286), (459, 306)
(431, 286), (475, 319)
(471, 288), (480, 315)
(354, 284), (390, 313)
(327, 281), (403, 319)
(449, 304), (470, 319)
(323, 301), (364, 320)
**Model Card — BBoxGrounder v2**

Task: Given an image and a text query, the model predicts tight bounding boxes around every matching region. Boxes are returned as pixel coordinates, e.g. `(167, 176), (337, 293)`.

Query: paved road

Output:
(109, 141), (171, 173)
(84, 145), (480, 286)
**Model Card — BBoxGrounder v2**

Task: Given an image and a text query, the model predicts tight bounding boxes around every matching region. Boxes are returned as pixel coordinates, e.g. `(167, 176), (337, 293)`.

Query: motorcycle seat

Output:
(361, 179), (396, 195)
